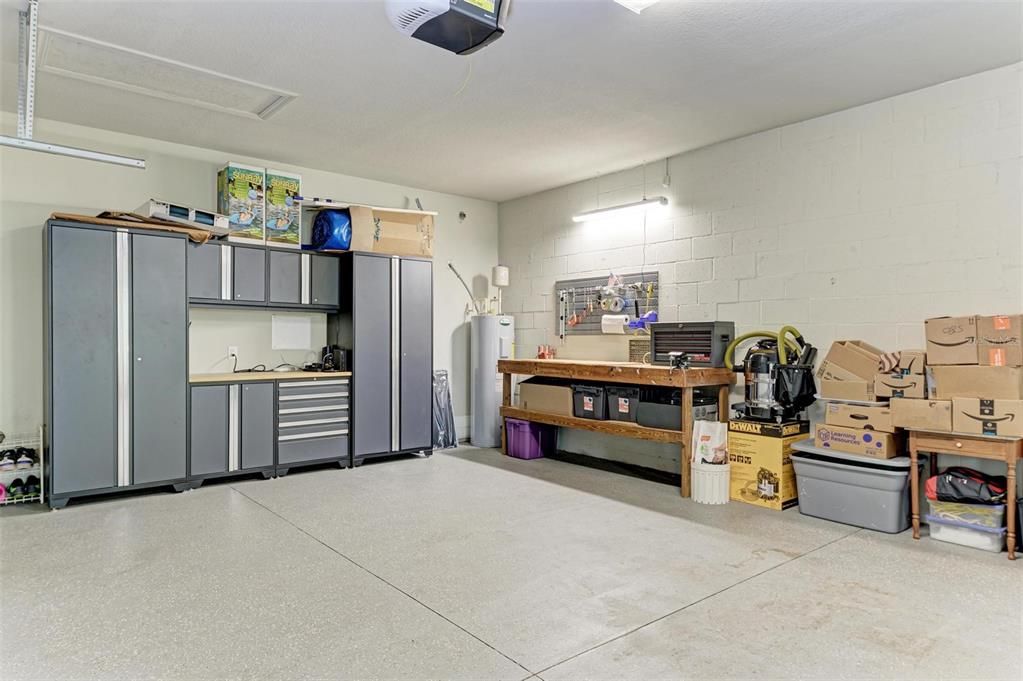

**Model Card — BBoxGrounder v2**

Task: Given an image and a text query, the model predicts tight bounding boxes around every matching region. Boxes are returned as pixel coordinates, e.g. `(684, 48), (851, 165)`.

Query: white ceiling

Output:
(1, 0), (1020, 202)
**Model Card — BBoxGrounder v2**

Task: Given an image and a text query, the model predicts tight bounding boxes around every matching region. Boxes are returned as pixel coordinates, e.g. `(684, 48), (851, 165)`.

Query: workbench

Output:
(908, 429), (1022, 560)
(497, 359), (736, 497)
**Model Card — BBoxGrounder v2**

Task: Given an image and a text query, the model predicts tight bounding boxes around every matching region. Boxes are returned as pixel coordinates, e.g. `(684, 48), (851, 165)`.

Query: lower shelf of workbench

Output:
(500, 406), (686, 444)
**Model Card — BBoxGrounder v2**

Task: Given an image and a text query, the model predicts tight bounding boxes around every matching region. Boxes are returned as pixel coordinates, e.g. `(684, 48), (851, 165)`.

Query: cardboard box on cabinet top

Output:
(927, 365), (1023, 400)
(978, 314), (1023, 367)
(925, 316), (978, 365)
(890, 398), (952, 432)
(952, 398), (1023, 437)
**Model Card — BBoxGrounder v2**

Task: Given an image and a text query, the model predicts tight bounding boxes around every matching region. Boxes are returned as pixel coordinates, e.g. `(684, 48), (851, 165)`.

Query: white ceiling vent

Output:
(37, 27), (298, 120)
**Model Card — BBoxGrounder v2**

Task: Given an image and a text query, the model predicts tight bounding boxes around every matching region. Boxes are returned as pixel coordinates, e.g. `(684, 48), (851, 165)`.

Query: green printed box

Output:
(217, 162), (265, 243)
(265, 169), (302, 248)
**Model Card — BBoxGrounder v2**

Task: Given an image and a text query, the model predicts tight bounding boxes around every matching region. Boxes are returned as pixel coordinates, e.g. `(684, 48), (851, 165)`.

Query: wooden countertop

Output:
(497, 358), (735, 388)
(190, 371), (351, 384)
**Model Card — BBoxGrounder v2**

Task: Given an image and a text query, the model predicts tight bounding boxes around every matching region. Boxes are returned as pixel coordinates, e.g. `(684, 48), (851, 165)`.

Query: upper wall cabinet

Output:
(187, 243), (340, 311)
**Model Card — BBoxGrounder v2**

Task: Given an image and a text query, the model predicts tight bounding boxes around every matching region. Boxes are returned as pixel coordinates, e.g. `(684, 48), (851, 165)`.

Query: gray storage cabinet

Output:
(187, 242), (222, 301)
(232, 245), (266, 303)
(276, 377), (351, 473)
(340, 253), (433, 464)
(131, 234), (188, 484)
(190, 385), (229, 476)
(241, 382), (274, 469)
(45, 221), (189, 508)
(268, 250), (301, 305)
(310, 254), (339, 307)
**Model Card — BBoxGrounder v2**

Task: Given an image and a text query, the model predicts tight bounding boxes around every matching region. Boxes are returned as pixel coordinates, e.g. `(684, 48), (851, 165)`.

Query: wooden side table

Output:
(908, 430), (1022, 560)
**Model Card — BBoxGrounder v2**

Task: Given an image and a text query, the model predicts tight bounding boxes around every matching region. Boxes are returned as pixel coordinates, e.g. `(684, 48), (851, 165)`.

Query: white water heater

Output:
(470, 315), (515, 448)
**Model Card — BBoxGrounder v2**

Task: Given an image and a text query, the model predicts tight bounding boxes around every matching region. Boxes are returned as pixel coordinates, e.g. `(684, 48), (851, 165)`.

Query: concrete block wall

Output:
(499, 62), (1021, 362)
(498, 63), (1021, 474)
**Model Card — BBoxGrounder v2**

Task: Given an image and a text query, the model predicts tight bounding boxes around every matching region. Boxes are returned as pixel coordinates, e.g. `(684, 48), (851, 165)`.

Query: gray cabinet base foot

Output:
(49, 497), (70, 510)
(261, 471), (274, 479)
(172, 482), (191, 493)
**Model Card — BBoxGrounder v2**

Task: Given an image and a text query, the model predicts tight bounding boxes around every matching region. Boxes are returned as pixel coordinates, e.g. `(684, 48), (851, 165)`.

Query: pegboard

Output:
(555, 272), (659, 338)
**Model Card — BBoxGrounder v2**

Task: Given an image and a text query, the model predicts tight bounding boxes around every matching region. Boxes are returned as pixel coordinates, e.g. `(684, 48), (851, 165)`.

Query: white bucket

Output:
(692, 460), (731, 505)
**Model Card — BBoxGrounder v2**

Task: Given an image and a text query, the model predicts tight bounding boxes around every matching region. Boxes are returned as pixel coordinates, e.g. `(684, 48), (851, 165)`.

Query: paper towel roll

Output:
(601, 314), (630, 334)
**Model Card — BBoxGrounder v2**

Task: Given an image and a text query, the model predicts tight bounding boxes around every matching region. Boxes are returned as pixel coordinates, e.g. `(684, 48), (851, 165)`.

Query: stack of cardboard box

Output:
(816, 341), (904, 459)
(889, 315), (1023, 437)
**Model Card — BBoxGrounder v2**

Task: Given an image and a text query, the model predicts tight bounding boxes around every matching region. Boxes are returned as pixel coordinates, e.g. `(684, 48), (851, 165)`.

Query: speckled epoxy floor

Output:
(2, 447), (1020, 680)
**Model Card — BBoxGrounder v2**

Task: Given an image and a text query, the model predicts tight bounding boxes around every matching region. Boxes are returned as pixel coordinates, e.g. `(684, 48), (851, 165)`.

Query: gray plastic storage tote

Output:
(791, 440), (919, 534)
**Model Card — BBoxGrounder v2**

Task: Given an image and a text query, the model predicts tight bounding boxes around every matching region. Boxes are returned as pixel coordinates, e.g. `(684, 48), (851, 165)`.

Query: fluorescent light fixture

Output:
(613, 0), (662, 13)
(572, 196), (668, 223)
(0, 135), (146, 169)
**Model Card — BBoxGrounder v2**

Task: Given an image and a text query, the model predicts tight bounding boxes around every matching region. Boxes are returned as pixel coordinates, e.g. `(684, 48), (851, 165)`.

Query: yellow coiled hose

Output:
(724, 327), (805, 370)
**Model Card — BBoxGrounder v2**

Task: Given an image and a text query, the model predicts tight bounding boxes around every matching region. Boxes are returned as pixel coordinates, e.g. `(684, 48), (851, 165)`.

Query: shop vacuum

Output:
(725, 326), (818, 422)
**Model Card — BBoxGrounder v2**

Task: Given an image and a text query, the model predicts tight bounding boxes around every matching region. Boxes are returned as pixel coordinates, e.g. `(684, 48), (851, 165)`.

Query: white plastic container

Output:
(926, 515), (1006, 553)
(692, 461), (730, 505)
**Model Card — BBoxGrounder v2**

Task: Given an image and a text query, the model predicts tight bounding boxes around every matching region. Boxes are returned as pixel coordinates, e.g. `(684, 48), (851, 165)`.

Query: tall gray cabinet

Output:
(45, 220), (188, 508)
(338, 253), (433, 465)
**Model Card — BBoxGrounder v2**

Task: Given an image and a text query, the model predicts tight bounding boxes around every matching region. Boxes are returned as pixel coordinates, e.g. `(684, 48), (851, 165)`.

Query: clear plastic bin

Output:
(926, 515), (1006, 553)
(927, 501), (1005, 529)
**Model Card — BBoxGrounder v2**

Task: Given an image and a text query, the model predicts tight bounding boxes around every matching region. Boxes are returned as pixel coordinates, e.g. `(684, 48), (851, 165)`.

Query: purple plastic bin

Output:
(506, 418), (555, 460)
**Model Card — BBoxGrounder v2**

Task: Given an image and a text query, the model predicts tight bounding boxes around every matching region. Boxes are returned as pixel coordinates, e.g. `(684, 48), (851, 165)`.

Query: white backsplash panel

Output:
(188, 308), (327, 373)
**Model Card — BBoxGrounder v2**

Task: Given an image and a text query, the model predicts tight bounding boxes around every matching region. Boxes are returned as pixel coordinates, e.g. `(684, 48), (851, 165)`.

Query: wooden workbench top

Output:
(497, 358), (735, 388)
(190, 371), (351, 384)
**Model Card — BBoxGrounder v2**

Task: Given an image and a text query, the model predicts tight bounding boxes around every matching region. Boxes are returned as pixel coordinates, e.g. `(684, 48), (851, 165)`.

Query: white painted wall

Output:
(0, 115), (499, 439)
(499, 63), (1022, 473)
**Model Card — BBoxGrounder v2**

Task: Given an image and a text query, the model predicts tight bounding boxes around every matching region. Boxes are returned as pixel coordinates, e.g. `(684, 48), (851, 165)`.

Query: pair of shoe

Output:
(0, 475), (40, 501)
(0, 447), (36, 471)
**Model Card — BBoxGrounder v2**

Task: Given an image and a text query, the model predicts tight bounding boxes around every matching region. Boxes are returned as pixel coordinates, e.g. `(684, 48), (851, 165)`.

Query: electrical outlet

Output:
(228, 346), (239, 358)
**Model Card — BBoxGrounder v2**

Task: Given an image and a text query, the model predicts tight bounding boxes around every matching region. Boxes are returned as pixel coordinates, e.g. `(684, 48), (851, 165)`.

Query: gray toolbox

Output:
(791, 440), (920, 533)
(276, 377), (350, 473)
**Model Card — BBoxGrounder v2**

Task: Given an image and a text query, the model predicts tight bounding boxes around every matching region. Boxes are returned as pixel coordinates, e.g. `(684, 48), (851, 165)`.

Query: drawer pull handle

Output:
(278, 392), (348, 401)
(279, 417), (349, 428)
(279, 380), (349, 388)
(279, 405), (348, 415)
(278, 429), (349, 442)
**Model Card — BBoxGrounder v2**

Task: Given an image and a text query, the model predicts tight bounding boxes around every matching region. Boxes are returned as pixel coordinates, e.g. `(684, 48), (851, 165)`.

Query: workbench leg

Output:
(910, 435), (920, 541)
(1007, 453), (1017, 560)
(680, 387), (694, 498)
(501, 373), (512, 456)
(717, 384), (730, 422)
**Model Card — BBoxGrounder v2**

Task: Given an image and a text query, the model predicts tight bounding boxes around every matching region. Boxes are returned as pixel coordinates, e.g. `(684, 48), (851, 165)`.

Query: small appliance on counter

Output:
(321, 345), (348, 372)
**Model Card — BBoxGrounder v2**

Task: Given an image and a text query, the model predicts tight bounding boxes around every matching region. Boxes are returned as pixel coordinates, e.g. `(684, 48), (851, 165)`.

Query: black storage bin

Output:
(606, 386), (640, 423)
(637, 388), (717, 430)
(572, 384), (607, 420)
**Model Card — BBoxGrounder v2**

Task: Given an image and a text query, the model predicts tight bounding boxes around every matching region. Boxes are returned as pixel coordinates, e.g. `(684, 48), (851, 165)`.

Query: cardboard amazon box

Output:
(978, 314), (1023, 367)
(727, 419), (808, 511)
(819, 378), (875, 402)
(897, 350), (926, 375)
(825, 402), (897, 433)
(814, 423), (902, 460)
(890, 398), (952, 432)
(874, 373), (926, 399)
(349, 205), (434, 257)
(927, 365), (1023, 400)
(925, 316), (978, 365)
(817, 341), (883, 381)
(952, 398), (1023, 437)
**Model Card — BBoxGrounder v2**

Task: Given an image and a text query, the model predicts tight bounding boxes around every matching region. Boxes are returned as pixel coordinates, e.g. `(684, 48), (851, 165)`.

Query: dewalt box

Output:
(727, 419), (809, 511)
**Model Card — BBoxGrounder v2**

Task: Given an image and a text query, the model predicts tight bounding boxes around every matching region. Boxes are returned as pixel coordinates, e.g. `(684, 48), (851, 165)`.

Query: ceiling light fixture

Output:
(572, 196), (668, 223)
(1, 0), (145, 170)
(613, 0), (662, 14)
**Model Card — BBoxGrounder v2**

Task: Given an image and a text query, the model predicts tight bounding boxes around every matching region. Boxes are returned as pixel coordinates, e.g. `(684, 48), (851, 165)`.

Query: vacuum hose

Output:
(724, 327), (806, 370)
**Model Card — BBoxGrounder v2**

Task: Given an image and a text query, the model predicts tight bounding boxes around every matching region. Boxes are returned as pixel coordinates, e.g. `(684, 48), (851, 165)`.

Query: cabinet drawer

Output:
(278, 389), (349, 402)
(278, 413), (349, 429)
(278, 399), (349, 415)
(278, 436), (348, 465)
(278, 379), (349, 395)
(278, 423), (349, 441)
